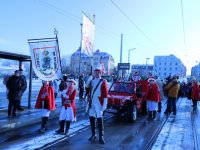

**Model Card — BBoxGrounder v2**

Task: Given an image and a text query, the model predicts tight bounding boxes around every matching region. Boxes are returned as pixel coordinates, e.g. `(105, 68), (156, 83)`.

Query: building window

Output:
(159, 62), (161, 65)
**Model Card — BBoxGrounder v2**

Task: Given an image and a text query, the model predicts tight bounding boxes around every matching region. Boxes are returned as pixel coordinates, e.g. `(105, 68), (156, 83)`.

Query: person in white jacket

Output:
(86, 65), (108, 144)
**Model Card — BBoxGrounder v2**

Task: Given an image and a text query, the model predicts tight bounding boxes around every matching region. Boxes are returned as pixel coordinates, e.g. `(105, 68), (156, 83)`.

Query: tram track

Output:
(191, 107), (200, 150)
(38, 113), (114, 150)
(143, 97), (183, 150)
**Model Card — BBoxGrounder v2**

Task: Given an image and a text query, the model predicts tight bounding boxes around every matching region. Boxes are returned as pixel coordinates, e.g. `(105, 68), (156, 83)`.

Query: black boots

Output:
(148, 111), (156, 120)
(55, 120), (70, 135)
(88, 117), (96, 141)
(39, 117), (48, 133)
(97, 118), (105, 144)
(55, 120), (65, 134)
(88, 117), (105, 144)
(65, 121), (71, 135)
(157, 102), (161, 112)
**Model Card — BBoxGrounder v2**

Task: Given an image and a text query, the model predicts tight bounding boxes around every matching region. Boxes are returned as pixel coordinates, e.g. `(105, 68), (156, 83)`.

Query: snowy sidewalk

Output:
(152, 98), (200, 149)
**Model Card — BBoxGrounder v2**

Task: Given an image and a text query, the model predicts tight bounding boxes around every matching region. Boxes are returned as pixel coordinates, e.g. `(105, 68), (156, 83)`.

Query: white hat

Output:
(148, 77), (156, 82)
(68, 79), (76, 85)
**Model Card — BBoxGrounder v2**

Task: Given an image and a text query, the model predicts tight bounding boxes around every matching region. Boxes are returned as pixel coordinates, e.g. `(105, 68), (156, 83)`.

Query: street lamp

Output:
(128, 48), (136, 74)
(128, 48), (136, 63)
(146, 57), (150, 74)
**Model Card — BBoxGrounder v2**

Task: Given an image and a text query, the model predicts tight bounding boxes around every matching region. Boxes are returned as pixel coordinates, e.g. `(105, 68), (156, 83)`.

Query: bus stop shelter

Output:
(0, 51), (33, 109)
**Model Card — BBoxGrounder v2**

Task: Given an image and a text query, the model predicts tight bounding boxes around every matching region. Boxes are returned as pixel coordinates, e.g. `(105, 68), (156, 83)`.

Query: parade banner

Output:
(81, 13), (95, 56)
(28, 38), (62, 81)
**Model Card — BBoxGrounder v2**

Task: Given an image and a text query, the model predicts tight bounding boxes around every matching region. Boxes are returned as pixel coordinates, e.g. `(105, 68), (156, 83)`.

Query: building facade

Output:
(71, 49), (115, 76)
(131, 64), (154, 78)
(154, 54), (186, 79)
(191, 63), (200, 80)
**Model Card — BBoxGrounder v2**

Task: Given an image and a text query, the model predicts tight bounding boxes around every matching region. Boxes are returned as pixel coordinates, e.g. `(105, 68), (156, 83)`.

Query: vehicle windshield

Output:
(109, 82), (135, 94)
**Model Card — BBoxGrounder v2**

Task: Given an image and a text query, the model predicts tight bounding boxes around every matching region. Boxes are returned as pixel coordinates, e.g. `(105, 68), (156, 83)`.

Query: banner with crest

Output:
(81, 13), (95, 56)
(28, 38), (62, 81)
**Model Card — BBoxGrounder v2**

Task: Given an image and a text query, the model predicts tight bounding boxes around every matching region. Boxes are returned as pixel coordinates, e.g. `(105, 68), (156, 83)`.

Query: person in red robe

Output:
(55, 79), (77, 135)
(146, 78), (160, 120)
(35, 80), (55, 133)
(191, 79), (199, 109)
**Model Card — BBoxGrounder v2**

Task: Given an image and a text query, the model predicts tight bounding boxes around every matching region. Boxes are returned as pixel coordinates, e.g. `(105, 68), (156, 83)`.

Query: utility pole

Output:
(146, 57), (150, 74)
(119, 34), (123, 78)
(128, 48), (136, 74)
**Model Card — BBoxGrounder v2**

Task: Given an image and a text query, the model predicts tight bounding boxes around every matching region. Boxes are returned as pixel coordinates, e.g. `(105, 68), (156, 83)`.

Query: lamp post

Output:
(128, 48), (136, 74)
(146, 57), (150, 74)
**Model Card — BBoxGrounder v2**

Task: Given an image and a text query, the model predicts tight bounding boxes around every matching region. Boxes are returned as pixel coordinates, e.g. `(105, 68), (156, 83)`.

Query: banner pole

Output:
(78, 23), (83, 76)
(54, 28), (62, 74)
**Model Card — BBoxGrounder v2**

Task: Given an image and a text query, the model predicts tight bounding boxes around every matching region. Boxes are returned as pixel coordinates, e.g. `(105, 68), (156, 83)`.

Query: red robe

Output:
(35, 85), (56, 110)
(62, 89), (77, 119)
(146, 83), (159, 102)
(191, 83), (199, 100)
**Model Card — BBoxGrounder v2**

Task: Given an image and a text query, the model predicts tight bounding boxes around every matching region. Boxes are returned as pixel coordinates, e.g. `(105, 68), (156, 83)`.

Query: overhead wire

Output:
(32, 0), (157, 57)
(180, 0), (187, 51)
(109, 0), (159, 52)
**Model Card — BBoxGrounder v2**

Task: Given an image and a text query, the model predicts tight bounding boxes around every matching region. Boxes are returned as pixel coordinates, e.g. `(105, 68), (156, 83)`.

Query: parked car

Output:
(106, 81), (143, 123)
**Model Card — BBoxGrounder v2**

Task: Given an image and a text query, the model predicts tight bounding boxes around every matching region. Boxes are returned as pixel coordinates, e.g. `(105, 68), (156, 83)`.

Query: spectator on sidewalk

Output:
(164, 76), (179, 115)
(6, 70), (25, 118)
(155, 76), (164, 112)
(53, 79), (59, 98)
(55, 79), (77, 135)
(3, 73), (11, 96)
(78, 73), (85, 101)
(18, 69), (27, 111)
(191, 79), (199, 109)
(35, 81), (56, 133)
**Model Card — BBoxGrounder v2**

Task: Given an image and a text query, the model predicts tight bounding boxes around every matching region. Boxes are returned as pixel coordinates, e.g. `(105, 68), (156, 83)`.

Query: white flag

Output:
(28, 39), (62, 81)
(81, 14), (95, 56)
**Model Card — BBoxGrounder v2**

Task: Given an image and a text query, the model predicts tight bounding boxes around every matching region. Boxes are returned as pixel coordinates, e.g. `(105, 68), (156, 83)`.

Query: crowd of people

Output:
(2, 67), (200, 145)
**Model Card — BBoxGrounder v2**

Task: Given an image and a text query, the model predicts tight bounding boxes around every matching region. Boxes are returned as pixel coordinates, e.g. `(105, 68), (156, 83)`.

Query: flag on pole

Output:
(28, 38), (62, 81)
(81, 13), (95, 56)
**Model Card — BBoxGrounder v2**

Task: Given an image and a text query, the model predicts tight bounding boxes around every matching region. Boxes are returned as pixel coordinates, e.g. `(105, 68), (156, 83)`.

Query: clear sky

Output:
(1, 0), (200, 74)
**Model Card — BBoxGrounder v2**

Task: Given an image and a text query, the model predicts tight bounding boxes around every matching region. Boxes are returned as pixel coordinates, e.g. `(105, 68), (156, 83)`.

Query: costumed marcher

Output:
(131, 71), (141, 83)
(140, 72), (153, 114)
(146, 78), (160, 120)
(17, 68), (27, 111)
(164, 76), (179, 115)
(191, 79), (199, 109)
(35, 81), (55, 133)
(86, 65), (108, 144)
(6, 70), (25, 118)
(55, 79), (77, 135)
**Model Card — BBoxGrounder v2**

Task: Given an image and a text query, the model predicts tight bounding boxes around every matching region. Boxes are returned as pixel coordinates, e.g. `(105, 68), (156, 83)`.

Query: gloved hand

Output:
(102, 98), (108, 111)
(61, 90), (69, 99)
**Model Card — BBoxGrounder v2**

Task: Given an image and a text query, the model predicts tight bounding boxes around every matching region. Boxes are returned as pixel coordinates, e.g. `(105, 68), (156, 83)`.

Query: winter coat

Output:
(164, 79), (179, 99)
(6, 75), (24, 100)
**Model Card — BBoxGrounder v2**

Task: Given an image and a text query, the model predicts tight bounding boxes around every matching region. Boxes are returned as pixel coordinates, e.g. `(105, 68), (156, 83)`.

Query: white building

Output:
(71, 49), (115, 76)
(154, 54), (186, 79)
(191, 63), (200, 80)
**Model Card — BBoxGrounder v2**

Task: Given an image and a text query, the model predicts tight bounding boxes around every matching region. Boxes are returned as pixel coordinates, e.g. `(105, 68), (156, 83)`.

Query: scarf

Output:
(67, 85), (74, 96)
